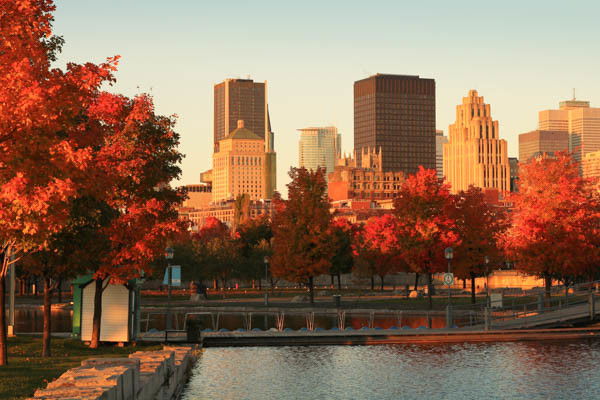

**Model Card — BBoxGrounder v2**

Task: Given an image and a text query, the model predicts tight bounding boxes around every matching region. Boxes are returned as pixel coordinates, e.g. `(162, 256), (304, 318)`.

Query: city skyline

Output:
(51, 1), (600, 196)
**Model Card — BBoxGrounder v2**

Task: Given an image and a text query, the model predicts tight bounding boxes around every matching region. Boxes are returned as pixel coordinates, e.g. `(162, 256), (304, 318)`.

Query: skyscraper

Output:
(298, 126), (341, 178)
(443, 90), (510, 194)
(212, 120), (276, 203)
(214, 78), (274, 152)
(435, 130), (448, 180)
(538, 99), (600, 164)
(213, 78), (276, 194)
(518, 130), (569, 162)
(354, 74), (436, 173)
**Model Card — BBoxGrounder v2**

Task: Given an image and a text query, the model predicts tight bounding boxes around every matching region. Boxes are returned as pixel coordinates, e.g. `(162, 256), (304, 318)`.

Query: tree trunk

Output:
(413, 273), (419, 291)
(380, 275), (385, 291)
(470, 273), (476, 304)
(90, 278), (104, 349)
(57, 278), (62, 303)
(258, 277), (262, 291)
(330, 274), (335, 288)
(337, 272), (342, 291)
(463, 279), (467, 289)
(427, 273), (433, 310)
(370, 275), (375, 291)
(405, 284), (410, 298)
(0, 274), (7, 366)
(544, 274), (552, 302)
(42, 277), (52, 357)
(308, 276), (314, 304)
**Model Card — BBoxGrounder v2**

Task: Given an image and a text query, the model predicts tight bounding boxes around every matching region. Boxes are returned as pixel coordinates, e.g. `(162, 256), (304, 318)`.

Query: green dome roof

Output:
(225, 120), (262, 141)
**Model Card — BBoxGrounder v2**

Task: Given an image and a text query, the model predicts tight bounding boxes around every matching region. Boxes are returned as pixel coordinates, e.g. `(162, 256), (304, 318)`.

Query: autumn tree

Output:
(502, 154), (600, 299)
(271, 168), (333, 303)
(85, 93), (184, 348)
(451, 186), (508, 303)
(236, 216), (273, 289)
(353, 215), (404, 291)
(191, 217), (239, 289)
(393, 167), (458, 309)
(328, 218), (355, 290)
(0, 0), (119, 364)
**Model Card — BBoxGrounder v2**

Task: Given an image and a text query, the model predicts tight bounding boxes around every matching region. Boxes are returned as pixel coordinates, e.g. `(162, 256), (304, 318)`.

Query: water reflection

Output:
(11, 308), (72, 333)
(182, 341), (600, 400)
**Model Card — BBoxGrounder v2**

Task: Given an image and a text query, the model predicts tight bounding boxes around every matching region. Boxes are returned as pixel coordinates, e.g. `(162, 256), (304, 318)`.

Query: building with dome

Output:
(212, 120), (276, 202)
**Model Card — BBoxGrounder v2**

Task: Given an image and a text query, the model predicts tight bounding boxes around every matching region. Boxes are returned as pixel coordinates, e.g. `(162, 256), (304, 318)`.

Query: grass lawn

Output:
(0, 336), (162, 400)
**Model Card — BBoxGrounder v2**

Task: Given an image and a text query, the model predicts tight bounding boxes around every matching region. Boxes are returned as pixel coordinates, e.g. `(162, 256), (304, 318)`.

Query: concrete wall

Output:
(28, 346), (197, 400)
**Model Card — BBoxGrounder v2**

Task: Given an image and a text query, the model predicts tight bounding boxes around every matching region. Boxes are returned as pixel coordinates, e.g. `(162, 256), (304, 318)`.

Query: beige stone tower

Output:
(443, 90), (510, 194)
(212, 120), (275, 203)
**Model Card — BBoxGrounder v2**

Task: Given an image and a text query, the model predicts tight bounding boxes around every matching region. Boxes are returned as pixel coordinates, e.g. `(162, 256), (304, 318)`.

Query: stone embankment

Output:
(28, 346), (197, 400)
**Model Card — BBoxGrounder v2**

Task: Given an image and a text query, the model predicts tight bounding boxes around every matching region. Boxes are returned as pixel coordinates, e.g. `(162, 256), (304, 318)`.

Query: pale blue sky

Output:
(53, 1), (600, 195)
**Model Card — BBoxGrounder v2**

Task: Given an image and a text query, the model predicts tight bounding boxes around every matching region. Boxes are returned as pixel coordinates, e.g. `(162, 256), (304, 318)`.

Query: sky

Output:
(52, 0), (600, 196)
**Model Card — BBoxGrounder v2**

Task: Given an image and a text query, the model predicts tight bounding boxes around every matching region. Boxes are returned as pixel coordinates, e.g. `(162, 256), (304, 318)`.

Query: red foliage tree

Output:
(270, 168), (333, 303)
(328, 218), (356, 290)
(85, 93), (184, 348)
(502, 154), (600, 299)
(353, 215), (405, 291)
(393, 167), (458, 308)
(0, 0), (118, 364)
(451, 186), (508, 303)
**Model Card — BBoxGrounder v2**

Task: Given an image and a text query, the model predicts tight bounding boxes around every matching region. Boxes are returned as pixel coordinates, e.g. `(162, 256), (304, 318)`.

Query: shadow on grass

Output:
(0, 336), (161, 400)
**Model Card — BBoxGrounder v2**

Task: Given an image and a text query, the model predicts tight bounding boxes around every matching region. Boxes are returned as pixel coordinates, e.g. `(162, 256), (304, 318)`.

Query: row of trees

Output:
(0, 1), (184, 365)
(269, 167), (505, 307)
(268, 155), (600, 307)
(172, 155), (600, 310)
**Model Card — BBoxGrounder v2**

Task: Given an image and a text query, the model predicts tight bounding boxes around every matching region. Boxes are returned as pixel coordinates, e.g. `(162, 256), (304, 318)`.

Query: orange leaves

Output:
(502, 154), (600, 281)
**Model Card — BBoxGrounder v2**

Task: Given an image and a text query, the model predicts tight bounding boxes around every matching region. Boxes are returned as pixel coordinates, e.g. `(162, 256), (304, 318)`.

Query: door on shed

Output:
(81, 282), (130, 342)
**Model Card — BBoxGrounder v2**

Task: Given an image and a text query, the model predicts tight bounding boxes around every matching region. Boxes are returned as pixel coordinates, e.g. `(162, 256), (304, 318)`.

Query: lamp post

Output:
(484, 256), (490, 307)
(165, 247), (174, 333)
(263, 256), (269, 305)
(444, 247), (454, 328)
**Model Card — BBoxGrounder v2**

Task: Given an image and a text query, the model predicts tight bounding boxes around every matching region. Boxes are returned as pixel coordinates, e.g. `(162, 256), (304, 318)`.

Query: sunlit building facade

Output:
(298, 126), (341, 178)
(443, 90), (510, 194)
(518, 130), (569, 162)
(539, 99), (600, 164)
(435, 130), (448, 180)
(212, 120), (276, 202)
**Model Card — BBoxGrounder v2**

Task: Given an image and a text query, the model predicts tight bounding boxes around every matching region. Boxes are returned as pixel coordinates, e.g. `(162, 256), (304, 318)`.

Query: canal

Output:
(182, 340), (600, 399)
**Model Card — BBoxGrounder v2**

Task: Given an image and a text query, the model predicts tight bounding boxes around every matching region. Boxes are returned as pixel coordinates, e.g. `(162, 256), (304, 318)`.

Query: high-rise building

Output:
(212, 120), (276, 203)
(582, 150), (600, 180)
(214, 78), (274, 153)
(354, 74), (436, 173)
(538, 99), (600, 164)
(518, 130), (569, 162)
(214, 78), (276, 193)
(435, 130), (448, 180)
(298, 126), (341, 178)
(443, 90), (510, 194)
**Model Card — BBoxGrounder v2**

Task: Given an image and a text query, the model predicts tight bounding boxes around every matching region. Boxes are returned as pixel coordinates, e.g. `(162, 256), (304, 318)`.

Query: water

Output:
(12, 308), (72, 333)
(182, 340), (600, 399)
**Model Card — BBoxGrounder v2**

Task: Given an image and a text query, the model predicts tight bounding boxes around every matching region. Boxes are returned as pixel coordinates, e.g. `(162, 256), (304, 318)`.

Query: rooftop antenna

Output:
(573, 88), (576, 101)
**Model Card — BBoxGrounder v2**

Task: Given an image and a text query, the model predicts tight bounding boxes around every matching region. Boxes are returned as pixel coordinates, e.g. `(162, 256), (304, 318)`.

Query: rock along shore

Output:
(28, 345), (198, 400)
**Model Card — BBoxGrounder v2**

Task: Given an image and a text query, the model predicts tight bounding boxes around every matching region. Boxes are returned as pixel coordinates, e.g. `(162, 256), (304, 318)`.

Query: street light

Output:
(165, 247), (174, 334)
(263, 256), (269, 305)
(484, 255), (490, 307)
(445, 247), (454, 328)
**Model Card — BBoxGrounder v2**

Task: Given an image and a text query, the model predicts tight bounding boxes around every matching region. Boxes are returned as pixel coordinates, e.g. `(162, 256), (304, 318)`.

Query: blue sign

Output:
(163, 265), (182, 287)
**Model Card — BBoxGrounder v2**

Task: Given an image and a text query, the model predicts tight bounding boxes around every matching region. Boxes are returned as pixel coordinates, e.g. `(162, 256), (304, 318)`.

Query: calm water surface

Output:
(182, 340), (600, 400)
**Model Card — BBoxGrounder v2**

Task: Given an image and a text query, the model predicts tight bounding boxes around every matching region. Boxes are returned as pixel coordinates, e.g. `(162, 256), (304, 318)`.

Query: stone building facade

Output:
(443, 90), (510, 194)
(212, 120), (276, 203)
